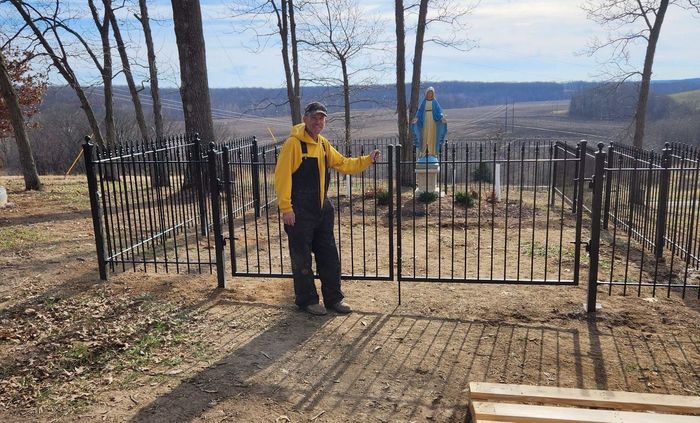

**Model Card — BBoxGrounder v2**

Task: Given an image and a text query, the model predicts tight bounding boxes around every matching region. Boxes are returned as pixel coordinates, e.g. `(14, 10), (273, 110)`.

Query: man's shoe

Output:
(303, 303), (327, 316)
(329, 300), (352, 314)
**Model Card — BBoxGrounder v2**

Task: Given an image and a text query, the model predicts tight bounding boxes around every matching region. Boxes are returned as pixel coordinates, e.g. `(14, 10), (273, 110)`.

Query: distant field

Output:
(671, 89), (700, 111)
(213, 99), (629, 145)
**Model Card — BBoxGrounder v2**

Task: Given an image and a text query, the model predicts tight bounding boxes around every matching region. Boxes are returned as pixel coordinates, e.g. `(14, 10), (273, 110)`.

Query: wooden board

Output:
(472, 401), (700, 423)
(469, 382), (700, 415)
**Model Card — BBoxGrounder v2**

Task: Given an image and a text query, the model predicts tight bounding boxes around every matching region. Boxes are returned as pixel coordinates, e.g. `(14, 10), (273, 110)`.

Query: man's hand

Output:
(282, 210), (295, 226)
(370, 149), (381, 163)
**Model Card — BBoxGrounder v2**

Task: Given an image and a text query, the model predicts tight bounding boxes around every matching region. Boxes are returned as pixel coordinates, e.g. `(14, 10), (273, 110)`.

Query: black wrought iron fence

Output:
(83, 133), (700, 309)
(395, 141), (586, 285)
(83, 134), (253, 279)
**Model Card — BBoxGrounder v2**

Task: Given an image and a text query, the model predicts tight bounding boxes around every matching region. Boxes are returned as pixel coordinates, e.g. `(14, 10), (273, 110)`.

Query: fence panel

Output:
(85, 134), (217, 275)
(395, 140), (585, 285)
(223, 141), (395, 281)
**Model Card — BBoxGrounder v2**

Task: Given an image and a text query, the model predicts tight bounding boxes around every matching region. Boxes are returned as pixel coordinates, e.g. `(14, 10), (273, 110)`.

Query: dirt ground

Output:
(1, 175), (699, 423)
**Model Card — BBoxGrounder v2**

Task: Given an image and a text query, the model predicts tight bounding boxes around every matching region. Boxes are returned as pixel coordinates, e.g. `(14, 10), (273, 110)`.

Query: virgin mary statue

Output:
(411, 86), (448, 163)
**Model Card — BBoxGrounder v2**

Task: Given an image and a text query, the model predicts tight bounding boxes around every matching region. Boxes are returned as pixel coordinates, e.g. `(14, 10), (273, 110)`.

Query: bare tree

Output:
(583, 0), (700, 148)
(406, 0), (478, 122)
(87, 0), (116, 147)
(395, 0), (410, 182)
(171, 0), (215, 144)
(135, 0), (164, 141)
(0, 48), (41, 189)
(105, 0), (149, 143)
(8, 0), (107, 149)
(298, 0), (387, 145)
(394, 0), (476, 185)
(230, 0), (302, 124)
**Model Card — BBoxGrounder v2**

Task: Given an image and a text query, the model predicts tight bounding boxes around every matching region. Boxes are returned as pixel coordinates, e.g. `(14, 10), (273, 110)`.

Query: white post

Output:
(494, 163), (502, 202)
(346, 174), (351, 196)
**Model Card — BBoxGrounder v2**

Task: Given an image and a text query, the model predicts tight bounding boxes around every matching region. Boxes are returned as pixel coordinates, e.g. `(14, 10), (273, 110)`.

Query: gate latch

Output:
(570, 240), (591, 253)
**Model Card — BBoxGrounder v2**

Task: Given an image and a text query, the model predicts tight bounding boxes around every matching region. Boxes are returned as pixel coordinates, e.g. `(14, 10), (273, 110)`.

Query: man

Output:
(274, 102), (380, 315)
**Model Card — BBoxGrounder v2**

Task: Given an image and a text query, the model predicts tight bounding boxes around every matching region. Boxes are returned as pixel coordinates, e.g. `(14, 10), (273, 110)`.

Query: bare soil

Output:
(1, 175), (699, 423)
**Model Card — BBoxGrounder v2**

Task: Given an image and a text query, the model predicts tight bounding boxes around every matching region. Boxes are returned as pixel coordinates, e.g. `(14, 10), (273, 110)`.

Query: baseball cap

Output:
(304, 102), (328, 116)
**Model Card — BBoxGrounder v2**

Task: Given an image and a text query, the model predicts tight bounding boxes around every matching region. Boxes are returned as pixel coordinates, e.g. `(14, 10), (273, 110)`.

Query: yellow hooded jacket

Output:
(274, 123), (373, 214)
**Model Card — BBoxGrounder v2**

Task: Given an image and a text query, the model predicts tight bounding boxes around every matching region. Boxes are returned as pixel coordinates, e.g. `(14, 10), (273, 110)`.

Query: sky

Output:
(7, 0), (700, 88)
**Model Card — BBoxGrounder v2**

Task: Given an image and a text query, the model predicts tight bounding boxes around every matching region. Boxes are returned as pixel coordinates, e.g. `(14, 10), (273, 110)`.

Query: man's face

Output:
(303, 112), (326, 138)
(426, 90), (434, 101)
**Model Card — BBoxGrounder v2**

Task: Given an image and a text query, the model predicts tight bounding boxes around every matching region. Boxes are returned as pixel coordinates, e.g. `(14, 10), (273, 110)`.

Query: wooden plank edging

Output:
(472, 401), (700, 423)
(468, 382), (700, 415)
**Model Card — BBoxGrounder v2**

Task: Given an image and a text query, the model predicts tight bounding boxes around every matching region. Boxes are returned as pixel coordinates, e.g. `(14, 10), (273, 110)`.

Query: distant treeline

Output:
(568, 82), (698, 121)
(42, 78), (700, 119)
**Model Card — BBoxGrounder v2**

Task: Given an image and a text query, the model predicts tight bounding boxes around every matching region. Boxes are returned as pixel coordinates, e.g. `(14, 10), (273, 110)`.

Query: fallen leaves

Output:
(0, 287), (196, 411)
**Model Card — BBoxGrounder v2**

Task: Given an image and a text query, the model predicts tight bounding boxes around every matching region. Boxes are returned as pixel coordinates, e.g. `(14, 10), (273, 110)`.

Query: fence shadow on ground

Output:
(129, 301), (700, 422)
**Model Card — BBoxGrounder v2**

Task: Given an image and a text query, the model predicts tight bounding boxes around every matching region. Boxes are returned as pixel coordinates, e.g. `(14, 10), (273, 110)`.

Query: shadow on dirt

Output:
(127, 303), (699, 422)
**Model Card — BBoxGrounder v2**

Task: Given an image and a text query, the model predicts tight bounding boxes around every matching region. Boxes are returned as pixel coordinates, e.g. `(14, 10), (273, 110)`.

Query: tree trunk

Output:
(107, 0), (149, 143)
(0, 50), (42, 190)
(171, 0), (215, 144)
(10, 0), (107, 149)
(632, 0), (669, 149)
(278, 0), (297, 124)
(408, 0), (428, 122)
(136, 0), (168, 186)
(341, 58), (351, 147)
(289, 0), (302, 124)
(395, 0), (412, 186)
(89, 0), (116, 147)
(137, 0), (164, 141)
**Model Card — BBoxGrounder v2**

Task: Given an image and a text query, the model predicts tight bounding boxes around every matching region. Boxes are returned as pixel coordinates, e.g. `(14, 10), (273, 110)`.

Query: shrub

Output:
(375, 189), (391, 206)
(472, 162), (492, 183)
(455, 191), (475, 208)
(417, 191), (438, 204)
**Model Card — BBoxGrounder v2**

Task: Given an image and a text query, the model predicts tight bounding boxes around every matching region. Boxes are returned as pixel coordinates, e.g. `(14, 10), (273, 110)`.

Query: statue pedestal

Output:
(415, 162), (442, 196)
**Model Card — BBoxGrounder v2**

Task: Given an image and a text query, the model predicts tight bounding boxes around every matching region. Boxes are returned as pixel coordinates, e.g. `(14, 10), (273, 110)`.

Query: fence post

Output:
(388, 144), (395, 282)
(550, 142), (559, 206)
(654, 143), (672, 260)
(602, 142), (614, 229)
(586, 143), (606, 314)
(83, 137), (109, 280)
(251, 136), (261, 219)
(222, 145), (236, 276)
(192, 135), (208, 235)
(395, 144), (402, 305)
(572, 142), (584, 213)
(207, 142), (226, 288)
(442, 141), (449, 195)
(572, 140), (587, 286)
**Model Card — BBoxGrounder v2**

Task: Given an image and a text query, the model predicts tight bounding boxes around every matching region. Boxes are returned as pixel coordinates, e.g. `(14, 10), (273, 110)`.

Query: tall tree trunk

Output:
(0, 50), (42, 190)
(632, 0), (669, 149)
(395, 0), (412, 186)
(10, 0), (106, 149)
(276, 0), (301, 125)
(408, 0), (429, 122)
(171, 0), (215, 144)
(278, 0), (297, 124)
(136, 0), (164, 141)
(289, 0), (301, 124)
(341, 58), (351, 147)
(89, 0), (116, 147)
(106, 0), (149, 143)
(136, 0), (168, 186)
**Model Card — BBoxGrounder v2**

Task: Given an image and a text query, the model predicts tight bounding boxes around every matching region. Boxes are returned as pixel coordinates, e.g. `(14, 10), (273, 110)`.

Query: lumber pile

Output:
(468, 382), (700, 423)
